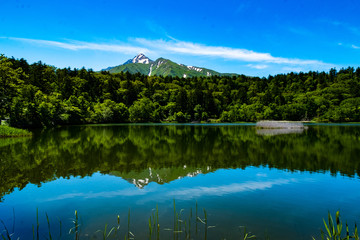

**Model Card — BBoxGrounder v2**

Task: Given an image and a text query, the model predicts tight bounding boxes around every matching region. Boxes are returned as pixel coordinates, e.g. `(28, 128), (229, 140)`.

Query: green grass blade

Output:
(36, 208), (39, 240)
(324, 218), (331, 237)
(127, 209), (131, 240)
(107, 227), (115, 239)
(0, 220), (11, 240)
(45, 213), (52, 240)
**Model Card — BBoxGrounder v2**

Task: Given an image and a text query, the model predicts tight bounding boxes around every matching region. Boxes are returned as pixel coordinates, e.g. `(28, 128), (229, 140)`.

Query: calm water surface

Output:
(0, 124), (360, 239)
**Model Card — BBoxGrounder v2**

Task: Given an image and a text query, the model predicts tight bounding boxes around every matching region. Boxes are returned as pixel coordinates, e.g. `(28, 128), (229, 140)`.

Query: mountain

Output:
(110, 166), (212, 189)
(123, 53), (153, 65)
(103, 54), (236, 78)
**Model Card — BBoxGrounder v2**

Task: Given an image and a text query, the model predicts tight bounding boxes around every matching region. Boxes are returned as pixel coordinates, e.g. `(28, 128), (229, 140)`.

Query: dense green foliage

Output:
(1, 54), (360, 127)
(0, 125), (32, 137)
(1, 124), (360, 201)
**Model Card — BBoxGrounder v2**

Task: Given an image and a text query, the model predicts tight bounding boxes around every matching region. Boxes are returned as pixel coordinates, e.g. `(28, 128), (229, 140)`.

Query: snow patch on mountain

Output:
(187, 66), (203, 72)
(156, 60), (165, 69)
(148, 64), (153, 76)
(132, 53), (151, 64)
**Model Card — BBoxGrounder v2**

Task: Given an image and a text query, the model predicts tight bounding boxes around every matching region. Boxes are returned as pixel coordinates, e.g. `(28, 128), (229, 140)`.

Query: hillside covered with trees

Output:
(1, 54), (360, 128)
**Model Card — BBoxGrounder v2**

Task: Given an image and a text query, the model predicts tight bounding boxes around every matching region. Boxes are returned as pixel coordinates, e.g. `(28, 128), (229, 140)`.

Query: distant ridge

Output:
(102, 54), (237, 78)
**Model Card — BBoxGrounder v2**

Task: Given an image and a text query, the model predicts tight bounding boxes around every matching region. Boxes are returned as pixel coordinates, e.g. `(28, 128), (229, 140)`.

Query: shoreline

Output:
(3, 121), (360, 131)
(0, 125), (33, 138)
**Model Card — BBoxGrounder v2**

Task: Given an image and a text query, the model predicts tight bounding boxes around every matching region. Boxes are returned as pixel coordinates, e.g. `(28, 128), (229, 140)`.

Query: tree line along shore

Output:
(1, 54), (360, 128)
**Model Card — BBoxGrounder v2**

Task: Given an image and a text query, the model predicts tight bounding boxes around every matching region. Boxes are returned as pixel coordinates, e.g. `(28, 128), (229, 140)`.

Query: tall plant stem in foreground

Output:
(45, 213), (52, 240)
(313, 211), (359, 240)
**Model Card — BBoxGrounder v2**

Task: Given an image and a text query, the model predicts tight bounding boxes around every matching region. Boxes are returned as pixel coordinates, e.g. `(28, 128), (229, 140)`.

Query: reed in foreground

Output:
(1, 207), (358, 240)
(313, 211), (359, 240)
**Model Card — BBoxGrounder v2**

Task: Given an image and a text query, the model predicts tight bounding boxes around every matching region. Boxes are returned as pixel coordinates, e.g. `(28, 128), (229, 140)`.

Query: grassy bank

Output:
(0, 125), (32, 137)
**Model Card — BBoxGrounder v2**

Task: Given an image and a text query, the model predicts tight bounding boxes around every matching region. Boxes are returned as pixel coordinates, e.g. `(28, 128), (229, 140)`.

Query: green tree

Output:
(129, 98), (156, 122)
(91, 99), (128, 123)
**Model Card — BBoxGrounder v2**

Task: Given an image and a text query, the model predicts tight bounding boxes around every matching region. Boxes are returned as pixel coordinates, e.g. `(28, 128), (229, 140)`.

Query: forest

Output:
(1, 54), (360, 128)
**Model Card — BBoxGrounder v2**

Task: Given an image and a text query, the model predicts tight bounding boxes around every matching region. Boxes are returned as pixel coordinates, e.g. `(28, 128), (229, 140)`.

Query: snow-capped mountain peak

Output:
(124, 53), (152, 65)
(103, 54), (233, 78)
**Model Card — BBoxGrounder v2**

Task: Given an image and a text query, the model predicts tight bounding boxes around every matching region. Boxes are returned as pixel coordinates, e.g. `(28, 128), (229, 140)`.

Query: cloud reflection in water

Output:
(165, 178), (295, 200)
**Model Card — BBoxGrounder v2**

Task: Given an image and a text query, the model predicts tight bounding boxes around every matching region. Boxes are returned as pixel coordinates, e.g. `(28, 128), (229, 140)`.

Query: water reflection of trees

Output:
(256, 128), (305, 136)
(1, 125), (360, 200)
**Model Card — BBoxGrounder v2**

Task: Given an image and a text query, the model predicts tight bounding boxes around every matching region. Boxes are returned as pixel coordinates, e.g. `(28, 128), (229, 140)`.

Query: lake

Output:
(0, 124), (360, 239)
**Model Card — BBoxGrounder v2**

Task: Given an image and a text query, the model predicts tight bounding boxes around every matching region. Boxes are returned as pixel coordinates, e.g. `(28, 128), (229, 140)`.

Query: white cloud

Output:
(2, 36), (332, 68)
(352, 44), (360, 49)
(247, 64), (269, 69)
(3, 37), (150, 54)
(282, 67), (305, 73)
(135, 38), (331, 66)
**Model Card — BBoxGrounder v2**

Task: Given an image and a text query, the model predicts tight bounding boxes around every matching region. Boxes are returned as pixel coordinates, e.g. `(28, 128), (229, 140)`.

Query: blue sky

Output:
(1, 0), (360, 76)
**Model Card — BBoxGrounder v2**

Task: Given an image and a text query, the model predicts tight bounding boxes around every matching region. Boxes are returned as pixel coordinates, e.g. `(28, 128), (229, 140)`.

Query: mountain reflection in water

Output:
(1, 124), (360, 200)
